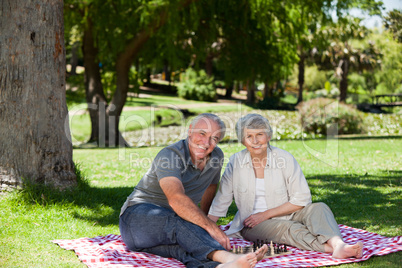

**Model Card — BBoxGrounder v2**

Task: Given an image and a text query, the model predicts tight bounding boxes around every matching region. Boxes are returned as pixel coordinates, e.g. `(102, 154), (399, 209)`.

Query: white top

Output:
(253, 178), (267, 213)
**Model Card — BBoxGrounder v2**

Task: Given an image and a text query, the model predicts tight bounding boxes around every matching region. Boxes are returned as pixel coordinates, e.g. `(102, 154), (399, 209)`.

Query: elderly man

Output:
(119, 113), (267, 268)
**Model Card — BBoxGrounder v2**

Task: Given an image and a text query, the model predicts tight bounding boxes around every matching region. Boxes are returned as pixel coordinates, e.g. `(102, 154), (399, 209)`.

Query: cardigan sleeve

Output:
(283, 154), (312, 207)
(208, 155), (235, 217)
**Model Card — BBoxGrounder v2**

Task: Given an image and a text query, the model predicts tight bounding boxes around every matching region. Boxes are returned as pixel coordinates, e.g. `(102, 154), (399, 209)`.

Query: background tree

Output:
(312, 17), (382, 102)
(65, 0), (197, 147)
(383, 9), (402, 43)
(209, 0), (302, 105)
(295, 0), (384, 104)
(0, 0), (76, 189)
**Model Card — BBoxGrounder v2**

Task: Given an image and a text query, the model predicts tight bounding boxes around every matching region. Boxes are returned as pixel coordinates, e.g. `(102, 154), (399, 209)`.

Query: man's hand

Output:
(207, 224), (231, 250)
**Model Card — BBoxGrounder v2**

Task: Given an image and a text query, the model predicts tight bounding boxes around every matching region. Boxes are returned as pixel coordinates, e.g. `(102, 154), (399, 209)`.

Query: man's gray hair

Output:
(235, 114), (273, 142)
(190, 113), (226, 141)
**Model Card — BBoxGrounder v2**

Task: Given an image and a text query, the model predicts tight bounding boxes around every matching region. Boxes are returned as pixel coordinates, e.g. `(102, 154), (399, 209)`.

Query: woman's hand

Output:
(244, 203), (304, 228)
(243, 212), (269, 228)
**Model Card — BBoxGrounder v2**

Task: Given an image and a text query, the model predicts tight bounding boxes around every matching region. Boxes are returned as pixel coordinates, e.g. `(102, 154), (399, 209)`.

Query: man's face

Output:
(188, 118), (221, 162)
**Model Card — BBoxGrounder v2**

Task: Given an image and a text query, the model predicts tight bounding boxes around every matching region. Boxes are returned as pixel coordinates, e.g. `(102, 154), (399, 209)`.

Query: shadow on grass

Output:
(16, 169), (133, 227)
(306, 171), (401, 232)
(14, 168), (400, 235)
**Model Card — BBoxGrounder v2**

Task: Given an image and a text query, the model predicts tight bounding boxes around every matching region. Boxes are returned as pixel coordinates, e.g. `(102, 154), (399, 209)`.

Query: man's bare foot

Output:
(217, 253), (257, 268)
(255, 244), (268, 261)
(332, 242), (364, 259)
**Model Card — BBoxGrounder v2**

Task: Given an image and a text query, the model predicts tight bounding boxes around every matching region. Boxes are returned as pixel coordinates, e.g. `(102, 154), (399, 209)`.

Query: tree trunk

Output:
(69, 42), (79, 76)
(80, 5), (174, 147)
(339, 58), (349, 102)
(205, 53), (214, 77)
(246, 80), (256, 105)
(163, 60), (171, 82)
(224, 82), (234, 98)
(82, 18), (110, 146)
(297, 53), (305, 104)
(145, 67), (152, 84)
(263, 80), (270, 99)
(0, 0), (76, 190)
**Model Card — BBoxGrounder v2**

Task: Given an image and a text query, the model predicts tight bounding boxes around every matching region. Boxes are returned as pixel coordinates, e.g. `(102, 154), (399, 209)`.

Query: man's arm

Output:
(200, 184), (217, 215)
(159, 176), (231, 250)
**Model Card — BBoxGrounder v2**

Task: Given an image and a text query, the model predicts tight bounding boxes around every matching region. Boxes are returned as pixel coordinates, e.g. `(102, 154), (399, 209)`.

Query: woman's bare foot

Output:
(254, 244), (268, 261)
(332, 242), (364, 259)
(217, 253), (257, 268)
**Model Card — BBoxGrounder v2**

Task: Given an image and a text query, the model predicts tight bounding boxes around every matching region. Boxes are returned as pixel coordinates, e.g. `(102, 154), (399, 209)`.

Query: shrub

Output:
(177, 68), (217, 102)
(296, 98), (364, 136)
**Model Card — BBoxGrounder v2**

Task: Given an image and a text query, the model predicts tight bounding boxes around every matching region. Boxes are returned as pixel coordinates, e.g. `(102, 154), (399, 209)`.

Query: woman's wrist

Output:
(264, 209), (272, 220)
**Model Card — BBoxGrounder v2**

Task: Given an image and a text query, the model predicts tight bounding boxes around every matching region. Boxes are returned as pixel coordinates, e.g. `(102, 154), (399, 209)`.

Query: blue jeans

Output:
(119, 203), (224, 268)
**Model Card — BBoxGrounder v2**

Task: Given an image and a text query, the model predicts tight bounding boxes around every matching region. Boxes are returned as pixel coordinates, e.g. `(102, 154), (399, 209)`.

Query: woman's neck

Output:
(250, 151), (267, 168)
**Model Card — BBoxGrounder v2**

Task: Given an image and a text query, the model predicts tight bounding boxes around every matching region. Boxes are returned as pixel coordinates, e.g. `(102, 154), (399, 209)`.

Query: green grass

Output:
(0, 138), (401, 267)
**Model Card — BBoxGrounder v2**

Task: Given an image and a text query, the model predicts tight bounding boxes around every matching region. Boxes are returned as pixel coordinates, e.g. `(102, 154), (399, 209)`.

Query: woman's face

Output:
(242, 128), (270, 156)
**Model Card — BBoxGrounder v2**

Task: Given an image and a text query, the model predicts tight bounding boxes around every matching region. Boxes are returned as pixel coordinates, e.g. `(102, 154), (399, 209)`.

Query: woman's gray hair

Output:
(235, 114), (273, 142)
(190, 113), (226, 141)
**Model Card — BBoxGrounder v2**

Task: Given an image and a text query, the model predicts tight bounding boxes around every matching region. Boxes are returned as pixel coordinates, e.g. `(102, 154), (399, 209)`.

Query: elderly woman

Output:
(208, 114), (363, 259)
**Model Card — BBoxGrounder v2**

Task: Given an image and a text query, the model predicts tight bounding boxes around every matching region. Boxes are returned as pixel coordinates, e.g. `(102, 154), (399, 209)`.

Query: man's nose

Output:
(203, 136), (211, 146)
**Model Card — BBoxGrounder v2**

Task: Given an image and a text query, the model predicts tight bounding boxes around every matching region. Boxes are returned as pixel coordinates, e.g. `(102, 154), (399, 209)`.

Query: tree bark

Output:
(163, 60), (171, 82)
(82, 17), (110, 146)
(297, 52), (305, 104)
(69, 42), (79, 76)
(263, 80), (270, 99)
(339, 58), (349, 102)
(0, 0), (76, 190)
(246, 80), (256, 105)
(224, 82), (233, 99)
(205, 53), (214, 77)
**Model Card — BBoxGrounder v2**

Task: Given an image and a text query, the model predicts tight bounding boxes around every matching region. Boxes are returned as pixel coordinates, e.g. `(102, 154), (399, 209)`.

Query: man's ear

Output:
(188, 124), (193, 136)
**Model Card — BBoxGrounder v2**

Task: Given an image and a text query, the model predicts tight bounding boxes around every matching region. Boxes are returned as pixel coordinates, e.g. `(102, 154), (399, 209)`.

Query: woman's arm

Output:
(244, 202), (303, 228)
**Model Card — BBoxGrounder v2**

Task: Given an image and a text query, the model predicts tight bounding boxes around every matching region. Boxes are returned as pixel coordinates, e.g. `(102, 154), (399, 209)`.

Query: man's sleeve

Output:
(154, 148), (184, 181)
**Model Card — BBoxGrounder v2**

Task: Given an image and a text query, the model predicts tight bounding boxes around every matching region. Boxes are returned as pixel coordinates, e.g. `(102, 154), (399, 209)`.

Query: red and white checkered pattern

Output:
(52, 224), (402, 268)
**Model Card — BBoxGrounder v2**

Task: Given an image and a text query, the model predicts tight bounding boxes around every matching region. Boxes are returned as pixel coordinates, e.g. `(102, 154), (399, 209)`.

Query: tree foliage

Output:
(63, 0), (388, 147)
(383, 9), (402, 43)
(312, 17), (382, 102)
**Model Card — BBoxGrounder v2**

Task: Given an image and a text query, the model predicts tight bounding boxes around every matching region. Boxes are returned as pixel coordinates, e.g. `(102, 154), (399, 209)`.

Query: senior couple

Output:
(119, 113), (363, 268)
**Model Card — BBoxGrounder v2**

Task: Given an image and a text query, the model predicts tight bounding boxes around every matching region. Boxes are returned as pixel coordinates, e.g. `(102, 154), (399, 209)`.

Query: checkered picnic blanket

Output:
(52, 224), (402, 267)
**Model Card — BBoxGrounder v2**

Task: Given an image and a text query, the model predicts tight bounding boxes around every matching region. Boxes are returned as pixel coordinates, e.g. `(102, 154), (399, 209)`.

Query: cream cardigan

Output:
(209, 146), (312, 236)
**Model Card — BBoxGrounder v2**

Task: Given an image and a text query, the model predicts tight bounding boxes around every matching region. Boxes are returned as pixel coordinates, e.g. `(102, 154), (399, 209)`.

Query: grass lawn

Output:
(0, 137), (401, 267)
